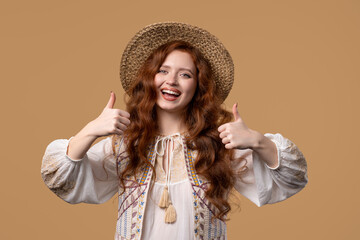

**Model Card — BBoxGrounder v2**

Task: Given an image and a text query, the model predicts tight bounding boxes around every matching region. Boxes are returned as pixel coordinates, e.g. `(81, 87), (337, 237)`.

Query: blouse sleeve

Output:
(41, 134), (126, 204)
(233, 133), (308, 207)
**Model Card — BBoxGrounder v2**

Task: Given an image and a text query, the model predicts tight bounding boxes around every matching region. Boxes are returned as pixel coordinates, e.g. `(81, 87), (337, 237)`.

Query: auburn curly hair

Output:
(113, 40), (239, 221)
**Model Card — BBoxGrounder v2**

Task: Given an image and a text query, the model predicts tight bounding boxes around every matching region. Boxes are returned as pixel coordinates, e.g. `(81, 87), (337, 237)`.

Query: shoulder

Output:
(111, 134), (121, 154)
(110, 134), (128, 160)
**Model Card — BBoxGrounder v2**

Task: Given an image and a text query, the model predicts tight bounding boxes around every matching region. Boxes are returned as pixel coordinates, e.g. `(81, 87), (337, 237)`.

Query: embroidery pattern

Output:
(116, 143), (156, 240)
(183, 140), (200, 186)
(139, 144), (154, 184)
(192, 190), (200, 238)
(131, 143), (156, 239)
(182, 137), (227, 240)
(116, 138), (227, 239)
(133, 191), (146, 239)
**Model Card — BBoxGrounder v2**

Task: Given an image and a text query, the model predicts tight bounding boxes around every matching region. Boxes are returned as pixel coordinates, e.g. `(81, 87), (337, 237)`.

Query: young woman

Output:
(41, 22), (308, 240)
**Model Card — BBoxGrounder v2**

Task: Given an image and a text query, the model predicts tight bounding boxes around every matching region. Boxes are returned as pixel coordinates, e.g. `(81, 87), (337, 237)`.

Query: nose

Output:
(165, 72), (178, 85)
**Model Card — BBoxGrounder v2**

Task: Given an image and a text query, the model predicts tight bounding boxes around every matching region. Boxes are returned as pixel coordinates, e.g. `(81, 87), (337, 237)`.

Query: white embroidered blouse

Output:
(41, 132), (308, 239)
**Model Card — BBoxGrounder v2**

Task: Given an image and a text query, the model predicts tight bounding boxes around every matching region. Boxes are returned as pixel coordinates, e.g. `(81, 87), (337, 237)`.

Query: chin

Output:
(158, 106), (182, 113)
(156, 102), (185, 114)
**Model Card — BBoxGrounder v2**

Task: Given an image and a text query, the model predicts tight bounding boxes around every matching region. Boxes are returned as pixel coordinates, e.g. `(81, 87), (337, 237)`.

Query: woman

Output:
(41, 22), (308, 240)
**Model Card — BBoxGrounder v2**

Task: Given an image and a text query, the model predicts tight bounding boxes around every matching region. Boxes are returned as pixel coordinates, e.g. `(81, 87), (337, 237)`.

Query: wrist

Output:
(79, 121), (100, 140)
(250, 130), (263, 150)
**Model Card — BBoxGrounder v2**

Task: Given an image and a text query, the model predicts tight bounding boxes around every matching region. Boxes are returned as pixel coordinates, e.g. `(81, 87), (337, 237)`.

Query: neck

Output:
(156, 108), (187, 136)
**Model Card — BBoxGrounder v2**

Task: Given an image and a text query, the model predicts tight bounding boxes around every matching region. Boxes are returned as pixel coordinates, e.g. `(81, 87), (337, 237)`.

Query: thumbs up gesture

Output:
(88, 91), (131, 137)
(218, 103), (261, 150)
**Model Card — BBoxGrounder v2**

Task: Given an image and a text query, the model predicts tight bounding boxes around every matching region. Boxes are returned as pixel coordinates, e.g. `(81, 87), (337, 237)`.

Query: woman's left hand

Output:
(218, 103), (261, 150)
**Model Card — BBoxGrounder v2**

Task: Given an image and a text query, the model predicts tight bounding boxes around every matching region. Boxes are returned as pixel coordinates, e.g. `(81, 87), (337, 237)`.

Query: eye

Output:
(181, 73), (192, 78)
(158, 69), (167, 74)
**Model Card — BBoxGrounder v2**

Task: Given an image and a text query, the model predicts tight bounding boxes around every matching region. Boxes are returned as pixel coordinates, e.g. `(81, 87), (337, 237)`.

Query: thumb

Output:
(105, 91), (116, 109)
(232, 103), (241, 121)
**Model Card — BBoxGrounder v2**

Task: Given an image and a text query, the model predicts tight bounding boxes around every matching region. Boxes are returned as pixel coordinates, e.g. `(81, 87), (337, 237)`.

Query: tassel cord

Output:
(154, 133), (184, 223)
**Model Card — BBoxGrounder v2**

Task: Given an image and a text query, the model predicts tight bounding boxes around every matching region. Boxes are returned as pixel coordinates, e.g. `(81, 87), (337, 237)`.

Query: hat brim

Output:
(120, 22), (234, 102)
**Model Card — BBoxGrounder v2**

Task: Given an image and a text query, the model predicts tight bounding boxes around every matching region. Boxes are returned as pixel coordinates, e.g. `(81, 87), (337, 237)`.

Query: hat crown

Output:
(120, 22), (234, 102)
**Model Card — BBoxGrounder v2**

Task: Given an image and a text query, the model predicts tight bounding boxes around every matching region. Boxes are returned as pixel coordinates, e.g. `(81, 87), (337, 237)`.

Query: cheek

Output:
(154, 74), (162, 88)
(187, 80), (197, 97)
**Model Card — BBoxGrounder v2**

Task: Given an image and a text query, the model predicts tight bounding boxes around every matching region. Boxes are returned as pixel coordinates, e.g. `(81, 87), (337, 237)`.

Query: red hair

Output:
(114, 40), (240, 221)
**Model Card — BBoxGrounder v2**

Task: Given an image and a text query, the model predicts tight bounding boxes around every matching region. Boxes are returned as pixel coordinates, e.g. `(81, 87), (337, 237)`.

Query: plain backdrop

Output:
(1, 0), (359, 239)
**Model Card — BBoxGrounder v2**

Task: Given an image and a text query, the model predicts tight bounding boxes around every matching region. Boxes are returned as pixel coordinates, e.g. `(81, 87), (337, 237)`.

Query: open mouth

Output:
(161, 88), (181, 101)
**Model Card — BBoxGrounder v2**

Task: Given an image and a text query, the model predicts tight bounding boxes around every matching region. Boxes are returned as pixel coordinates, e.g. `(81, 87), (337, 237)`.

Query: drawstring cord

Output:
(154, 133), (184, 223)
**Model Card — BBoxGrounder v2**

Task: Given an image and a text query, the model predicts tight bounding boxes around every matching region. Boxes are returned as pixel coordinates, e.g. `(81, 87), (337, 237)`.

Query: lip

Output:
(160, 87), (181, 101)
(160, 87), (182, 95)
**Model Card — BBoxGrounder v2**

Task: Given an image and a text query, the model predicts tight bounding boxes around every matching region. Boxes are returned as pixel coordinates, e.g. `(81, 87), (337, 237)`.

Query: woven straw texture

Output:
(120, 22), (234, 102)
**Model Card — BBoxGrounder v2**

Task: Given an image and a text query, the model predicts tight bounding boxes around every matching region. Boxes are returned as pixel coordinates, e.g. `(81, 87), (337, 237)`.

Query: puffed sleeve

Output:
(41, 134), (127, 204)
(233, 133), (308, 207)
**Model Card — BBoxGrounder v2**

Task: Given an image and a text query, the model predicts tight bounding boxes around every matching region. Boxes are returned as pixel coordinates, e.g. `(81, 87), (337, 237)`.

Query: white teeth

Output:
(162, 89), (180, 96)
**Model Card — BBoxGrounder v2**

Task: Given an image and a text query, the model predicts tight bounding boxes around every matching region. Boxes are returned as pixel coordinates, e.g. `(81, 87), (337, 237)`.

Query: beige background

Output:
(1, 0), (359, 239)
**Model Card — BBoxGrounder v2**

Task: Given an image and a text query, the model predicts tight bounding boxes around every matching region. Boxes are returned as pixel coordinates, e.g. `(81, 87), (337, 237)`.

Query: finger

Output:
(118, 116), (131, 126)
(218, 124), (227, 132)
(115, 122), (127, 132)
(225, 143), (234, 149)
(110, 122), (123, 135)
(116, 109), (131, 119)
(219, 131), (228, 139)
(232, 103), (241, 121)
(106, 91), (116, 109)
(113, 128), (123, 136)
(222, 137), (230, 145)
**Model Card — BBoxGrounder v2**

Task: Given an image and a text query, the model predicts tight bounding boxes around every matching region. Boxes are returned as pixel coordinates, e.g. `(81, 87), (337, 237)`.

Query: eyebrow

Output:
(161, 65), (194, 75)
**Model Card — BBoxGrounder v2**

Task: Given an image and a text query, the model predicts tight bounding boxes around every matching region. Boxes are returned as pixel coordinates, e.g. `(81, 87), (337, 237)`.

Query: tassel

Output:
(158, 185), (169, 208)
(165, 202), (176, 223)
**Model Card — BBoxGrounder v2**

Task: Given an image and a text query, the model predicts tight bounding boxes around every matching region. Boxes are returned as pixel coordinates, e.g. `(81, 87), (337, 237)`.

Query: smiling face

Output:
(154, 50), (197, 115)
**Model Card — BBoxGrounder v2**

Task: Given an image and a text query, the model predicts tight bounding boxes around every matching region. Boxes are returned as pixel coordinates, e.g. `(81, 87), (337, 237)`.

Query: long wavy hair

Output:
(114, 40), (240, 221)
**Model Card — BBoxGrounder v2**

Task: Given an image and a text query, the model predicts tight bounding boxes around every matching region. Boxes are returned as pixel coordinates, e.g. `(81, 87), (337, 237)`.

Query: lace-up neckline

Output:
(154, 133), (185, 182)
(154, 132), (186, 223)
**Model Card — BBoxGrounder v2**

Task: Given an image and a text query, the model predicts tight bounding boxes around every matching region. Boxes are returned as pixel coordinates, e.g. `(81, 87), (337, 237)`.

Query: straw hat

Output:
(120, 22), (234, 102)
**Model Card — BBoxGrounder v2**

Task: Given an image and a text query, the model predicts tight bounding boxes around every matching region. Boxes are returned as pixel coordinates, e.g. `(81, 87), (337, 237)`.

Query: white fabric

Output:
(142, 180), (194, 239)
(143, 133), (194, 239)
(41, 132), (308, 239)
(154, 133), (184, 203)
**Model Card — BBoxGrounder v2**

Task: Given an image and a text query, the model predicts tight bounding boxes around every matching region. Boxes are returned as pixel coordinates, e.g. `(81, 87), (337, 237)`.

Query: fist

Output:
(218, 103), (260, 150)
(88, 91), (131, 137)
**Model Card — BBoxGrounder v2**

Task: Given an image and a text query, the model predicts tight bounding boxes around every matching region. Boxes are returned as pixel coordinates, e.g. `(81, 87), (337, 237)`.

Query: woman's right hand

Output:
(86, 91), (131, 138)
(67, 91), (130, 160)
